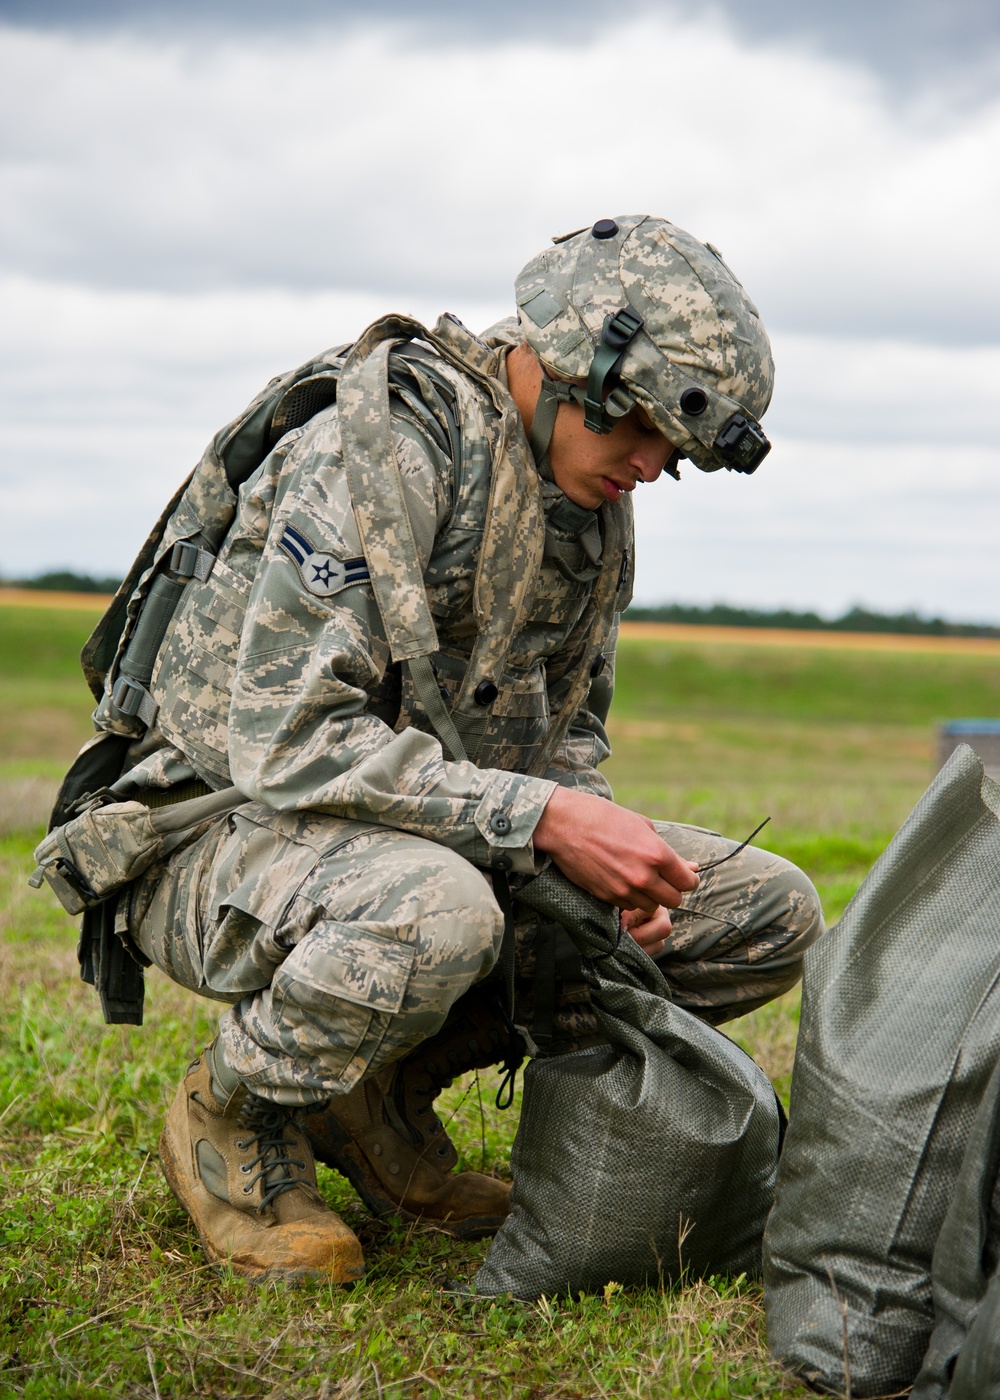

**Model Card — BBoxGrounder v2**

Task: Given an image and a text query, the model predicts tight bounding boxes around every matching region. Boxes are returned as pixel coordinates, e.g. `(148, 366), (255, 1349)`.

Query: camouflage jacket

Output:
(107, 314), (634, 876)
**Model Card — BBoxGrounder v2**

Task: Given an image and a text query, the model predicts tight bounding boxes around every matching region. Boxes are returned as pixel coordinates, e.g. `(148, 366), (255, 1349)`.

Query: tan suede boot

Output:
(160, 1049), (365, 1283)
(301, 988), (520, 1239)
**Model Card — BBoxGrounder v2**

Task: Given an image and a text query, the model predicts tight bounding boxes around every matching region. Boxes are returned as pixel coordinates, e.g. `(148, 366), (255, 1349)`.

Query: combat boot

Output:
(160, 1047), (365, 1283)
(301, 987), (521, 1239)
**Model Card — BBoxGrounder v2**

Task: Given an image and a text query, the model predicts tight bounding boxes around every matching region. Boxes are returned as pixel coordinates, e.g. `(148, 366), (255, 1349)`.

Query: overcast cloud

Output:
(0, 2), (998, 619)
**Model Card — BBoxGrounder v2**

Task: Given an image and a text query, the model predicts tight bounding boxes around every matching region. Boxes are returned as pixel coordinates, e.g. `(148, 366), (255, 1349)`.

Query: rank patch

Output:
(278, 524), (370, 598)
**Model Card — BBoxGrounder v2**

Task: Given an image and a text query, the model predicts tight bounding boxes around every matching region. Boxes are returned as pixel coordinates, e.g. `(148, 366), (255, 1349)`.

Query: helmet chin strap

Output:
(527, 374), (578, 479)
(528, 307), (646, 476)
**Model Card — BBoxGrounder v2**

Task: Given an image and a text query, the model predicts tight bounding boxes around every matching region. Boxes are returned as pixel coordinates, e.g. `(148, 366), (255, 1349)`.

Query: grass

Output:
(3, 602), (996, 1396)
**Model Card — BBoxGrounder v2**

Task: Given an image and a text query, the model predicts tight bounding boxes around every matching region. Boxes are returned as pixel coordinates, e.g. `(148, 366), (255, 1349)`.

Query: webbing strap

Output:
(527, 377), (573, 473)
(338, 335), (440, 663)
(169, 540), (215, 582)
(404, 657), (468, 764)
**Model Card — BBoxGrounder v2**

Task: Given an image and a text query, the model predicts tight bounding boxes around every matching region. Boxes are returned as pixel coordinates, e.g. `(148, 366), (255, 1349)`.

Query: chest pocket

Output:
(151, 556), (255, 785)
(476, 667), (551, 774)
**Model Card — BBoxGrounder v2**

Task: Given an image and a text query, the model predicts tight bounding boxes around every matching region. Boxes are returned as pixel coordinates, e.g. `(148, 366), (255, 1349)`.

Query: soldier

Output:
(44, 216), (823, 1281)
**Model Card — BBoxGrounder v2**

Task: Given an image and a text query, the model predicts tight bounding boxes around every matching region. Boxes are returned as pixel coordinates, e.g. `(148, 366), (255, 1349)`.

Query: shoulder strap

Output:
(338, 326), (441, 663)
(337, 314), (548, 765)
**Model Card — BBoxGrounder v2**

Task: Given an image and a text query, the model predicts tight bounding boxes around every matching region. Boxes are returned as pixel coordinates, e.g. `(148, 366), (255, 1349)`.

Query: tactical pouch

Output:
(31, 785), (244, 915)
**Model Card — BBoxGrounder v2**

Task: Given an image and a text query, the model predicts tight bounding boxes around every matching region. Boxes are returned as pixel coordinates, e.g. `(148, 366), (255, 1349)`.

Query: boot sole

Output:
(159, 1124), (363, 1283)
(303, 1116), (508, 1240)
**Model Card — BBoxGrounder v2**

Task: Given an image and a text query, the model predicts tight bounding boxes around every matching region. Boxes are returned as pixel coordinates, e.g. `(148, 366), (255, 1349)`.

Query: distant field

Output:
(2, 599), (997, 1396)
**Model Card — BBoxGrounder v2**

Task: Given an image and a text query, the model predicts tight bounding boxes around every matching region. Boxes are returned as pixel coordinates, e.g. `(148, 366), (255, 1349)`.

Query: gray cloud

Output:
(1, 16), (998, 344)
(1, 4), (998, 615)
(0, 0), (997, 94)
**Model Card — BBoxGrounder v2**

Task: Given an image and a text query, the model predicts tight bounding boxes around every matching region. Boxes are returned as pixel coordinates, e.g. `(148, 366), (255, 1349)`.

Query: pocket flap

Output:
(275, 920), (416, 1015)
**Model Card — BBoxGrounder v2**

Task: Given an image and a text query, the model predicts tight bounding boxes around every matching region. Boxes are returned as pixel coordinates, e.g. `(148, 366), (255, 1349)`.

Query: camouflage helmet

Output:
(514, 215), (774, 475)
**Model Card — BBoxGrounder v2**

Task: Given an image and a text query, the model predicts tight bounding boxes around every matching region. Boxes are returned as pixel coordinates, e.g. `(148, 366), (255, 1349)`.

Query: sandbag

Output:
(764, 745), (1000, 1396)
(474, 866), (782, 1300)
(912, 1053), (1000, 1399)
(950, 1272), (1000, 1399)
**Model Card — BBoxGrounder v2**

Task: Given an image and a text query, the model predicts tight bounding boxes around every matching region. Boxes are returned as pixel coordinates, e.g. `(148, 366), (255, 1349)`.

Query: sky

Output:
(1, 0), (998, 619)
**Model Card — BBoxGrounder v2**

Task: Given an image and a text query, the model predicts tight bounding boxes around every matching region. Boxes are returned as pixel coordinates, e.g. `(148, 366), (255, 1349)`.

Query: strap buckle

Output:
(112, 674), (145, 716)
(169, 540), (214, 580)
(583, 307), (645, 435)
(111, 673), (159, 728)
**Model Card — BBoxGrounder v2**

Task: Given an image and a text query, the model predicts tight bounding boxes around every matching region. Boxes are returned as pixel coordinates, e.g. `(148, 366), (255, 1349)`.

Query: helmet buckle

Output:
(583, 307), (645, 435)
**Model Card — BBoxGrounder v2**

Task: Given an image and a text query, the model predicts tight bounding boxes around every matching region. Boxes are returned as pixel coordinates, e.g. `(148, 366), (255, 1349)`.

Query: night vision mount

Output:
(713, 414), (771, 474)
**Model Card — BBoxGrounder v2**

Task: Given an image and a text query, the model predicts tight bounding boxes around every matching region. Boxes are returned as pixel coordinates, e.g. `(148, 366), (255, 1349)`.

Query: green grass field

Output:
(1, 602), (994, 1398)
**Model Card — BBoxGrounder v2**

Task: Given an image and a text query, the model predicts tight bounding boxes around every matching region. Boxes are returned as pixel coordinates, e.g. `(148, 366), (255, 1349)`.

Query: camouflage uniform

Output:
(51, 215), (819, 1106)
(129, 806), (820, 1105)
(114, 323), (820, 1105)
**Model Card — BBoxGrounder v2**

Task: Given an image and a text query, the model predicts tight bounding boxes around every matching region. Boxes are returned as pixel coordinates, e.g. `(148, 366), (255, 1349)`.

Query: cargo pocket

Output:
(269, 920), (417, 1092)
(200, 804), (364, 996)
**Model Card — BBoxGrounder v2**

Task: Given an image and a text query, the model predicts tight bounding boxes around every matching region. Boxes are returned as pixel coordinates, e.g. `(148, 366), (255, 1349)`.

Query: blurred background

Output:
(1, 0), (998, 620)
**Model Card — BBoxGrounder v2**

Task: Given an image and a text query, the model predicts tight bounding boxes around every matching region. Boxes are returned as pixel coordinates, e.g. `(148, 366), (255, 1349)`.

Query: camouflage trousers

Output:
(128, 804), (823, 1106)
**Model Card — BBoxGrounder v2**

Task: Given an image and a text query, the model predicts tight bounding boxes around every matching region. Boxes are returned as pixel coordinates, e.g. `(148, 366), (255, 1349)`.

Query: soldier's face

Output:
(506, 341), (677, 510)
(548, 398), (678, 510)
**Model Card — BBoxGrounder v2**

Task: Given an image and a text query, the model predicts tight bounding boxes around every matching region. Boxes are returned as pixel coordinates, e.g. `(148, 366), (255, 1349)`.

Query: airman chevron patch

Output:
(278, 523), (370, 598)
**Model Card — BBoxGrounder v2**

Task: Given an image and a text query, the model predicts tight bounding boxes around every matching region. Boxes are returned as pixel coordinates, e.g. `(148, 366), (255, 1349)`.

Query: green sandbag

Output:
(473, 866), (781, 1300)
(764, 746), (1000, 1396)
(912, 1053), (1000, 1399)
(950, 1273), (1000, 1399)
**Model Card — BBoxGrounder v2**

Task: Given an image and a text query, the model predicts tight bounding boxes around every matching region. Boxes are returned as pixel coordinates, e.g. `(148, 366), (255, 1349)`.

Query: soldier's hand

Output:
(620, 905), (675, 957)
(532, 787), (699, 913)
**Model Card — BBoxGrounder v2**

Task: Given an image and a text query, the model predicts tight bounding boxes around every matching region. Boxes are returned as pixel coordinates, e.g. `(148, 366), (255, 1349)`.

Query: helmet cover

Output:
(514, 215), (774, 473)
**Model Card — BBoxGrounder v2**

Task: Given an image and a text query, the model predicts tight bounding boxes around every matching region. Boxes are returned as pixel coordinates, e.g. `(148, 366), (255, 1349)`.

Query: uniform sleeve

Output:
(226, 401), (555, 874)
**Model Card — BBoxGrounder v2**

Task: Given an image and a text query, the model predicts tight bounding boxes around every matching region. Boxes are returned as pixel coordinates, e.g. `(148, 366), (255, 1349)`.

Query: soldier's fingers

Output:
(624, 905), (673, 953)
(655, 853), (700, 898)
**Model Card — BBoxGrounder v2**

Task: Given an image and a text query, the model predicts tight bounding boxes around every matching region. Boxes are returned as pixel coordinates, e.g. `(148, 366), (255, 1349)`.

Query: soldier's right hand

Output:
(531, 787), (699, 913)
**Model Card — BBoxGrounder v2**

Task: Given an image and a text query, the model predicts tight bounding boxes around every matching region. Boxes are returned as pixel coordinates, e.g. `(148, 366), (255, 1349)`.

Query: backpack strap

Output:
(337, 313), (547, 765)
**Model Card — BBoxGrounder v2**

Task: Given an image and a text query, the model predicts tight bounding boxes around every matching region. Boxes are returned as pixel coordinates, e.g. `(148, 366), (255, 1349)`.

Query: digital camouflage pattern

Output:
(109, 315), (632, 882)
(514, 819), (823, 1051)
(56, 225), (812, 1102)
(128, 806), (506, 1104)
(128, 806), (822, 1104)
(515, 215), (774, 474)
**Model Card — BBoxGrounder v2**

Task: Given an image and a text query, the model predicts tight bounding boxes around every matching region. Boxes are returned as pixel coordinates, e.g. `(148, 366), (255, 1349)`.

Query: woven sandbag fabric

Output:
(949, 1274), (1000, 1399)
(912, 1054), (1000, 1399)
(764, 745), (1000, 1397)
(473, 866), (781, 1300)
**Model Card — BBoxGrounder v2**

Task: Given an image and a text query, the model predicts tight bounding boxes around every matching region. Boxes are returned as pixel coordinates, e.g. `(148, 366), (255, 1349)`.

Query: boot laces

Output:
(235, 1097), (308, 1210)
(389, 1064), (448, 1148)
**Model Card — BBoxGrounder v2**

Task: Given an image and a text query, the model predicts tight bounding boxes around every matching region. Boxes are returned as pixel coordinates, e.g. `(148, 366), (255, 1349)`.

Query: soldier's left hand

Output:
(620, 905), (675, 957)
